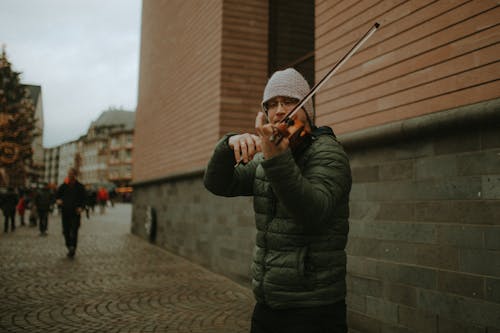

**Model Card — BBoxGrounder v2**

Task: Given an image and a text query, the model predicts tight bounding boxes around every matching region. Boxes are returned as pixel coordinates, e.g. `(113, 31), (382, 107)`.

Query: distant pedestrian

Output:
(56, 168), (86, 258)
(84, 186), (96, 219)
(97, 187), (109, 214)
(28, 189), (38, 227)
(89, 189), (97, 213)
(109, 188), (117, 207)
(2, 187), (18, 233)
(35, 184), (53, 236)
(16, 195), (26, 226)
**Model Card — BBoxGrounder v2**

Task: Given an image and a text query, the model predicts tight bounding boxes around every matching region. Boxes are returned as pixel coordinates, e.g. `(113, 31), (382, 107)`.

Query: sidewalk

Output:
(0, 204), (254, 332)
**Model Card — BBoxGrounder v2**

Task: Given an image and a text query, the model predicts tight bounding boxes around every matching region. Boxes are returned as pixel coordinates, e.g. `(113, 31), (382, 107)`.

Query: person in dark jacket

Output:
(35, 184), (53, 236)
(2, 187), (18, 233)
(204, 68), (352, 333)
(56, 168), (86, 258)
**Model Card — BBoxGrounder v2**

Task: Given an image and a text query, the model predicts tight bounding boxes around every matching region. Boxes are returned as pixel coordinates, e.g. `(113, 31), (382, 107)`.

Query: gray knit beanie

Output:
(262, 68), (314, 124)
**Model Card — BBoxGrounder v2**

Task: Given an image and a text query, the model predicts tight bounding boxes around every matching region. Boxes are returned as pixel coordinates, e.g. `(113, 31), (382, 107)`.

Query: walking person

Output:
(56, 168), (86, 258)
(88, 188), (97, 214)
(35, 184), (53, 236)
(97, 187), (108, 215)
(16, 194), (26, 226)
(204, 68), (352, 333)
(2, 187), (18, 233)
(28, 189), (38, 227)
(84, 186), (97, 219)
(109, 188), (117, 207)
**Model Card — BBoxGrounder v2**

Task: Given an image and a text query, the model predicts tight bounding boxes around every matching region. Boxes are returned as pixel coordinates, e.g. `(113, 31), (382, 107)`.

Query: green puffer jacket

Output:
(204, 126), (351, 309)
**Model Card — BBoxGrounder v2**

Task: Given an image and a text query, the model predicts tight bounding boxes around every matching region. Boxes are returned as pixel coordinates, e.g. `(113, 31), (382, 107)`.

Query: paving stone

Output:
(0, 204), (253, 332)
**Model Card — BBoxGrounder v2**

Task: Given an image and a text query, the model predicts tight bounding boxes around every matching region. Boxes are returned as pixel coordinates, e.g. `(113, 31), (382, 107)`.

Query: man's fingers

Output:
(239, 138), (249, 163)
(255, 112), (266, 136)
(255, 111), (266, 127)
(252, 135), (262, 152)
(234, 134), (256, 164)
(255, 112), (277, 138)
(277, 136), (289, 150)
(232, 137), (242, 163)
(245, 136), (255, 159)
(232, 133), (264, 166)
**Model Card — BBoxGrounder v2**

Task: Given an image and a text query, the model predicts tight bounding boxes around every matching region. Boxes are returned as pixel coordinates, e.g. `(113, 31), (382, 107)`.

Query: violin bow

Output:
(280, 22), (380, 126)
(235, 22), (380, 166)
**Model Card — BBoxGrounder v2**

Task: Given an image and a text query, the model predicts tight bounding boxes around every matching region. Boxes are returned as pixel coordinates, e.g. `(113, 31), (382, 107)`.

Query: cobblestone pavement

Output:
(0, 204), (254, 332)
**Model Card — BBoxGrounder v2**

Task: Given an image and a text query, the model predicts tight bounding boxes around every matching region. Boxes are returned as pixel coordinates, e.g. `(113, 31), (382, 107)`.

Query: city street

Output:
(0, 204), (254, 332)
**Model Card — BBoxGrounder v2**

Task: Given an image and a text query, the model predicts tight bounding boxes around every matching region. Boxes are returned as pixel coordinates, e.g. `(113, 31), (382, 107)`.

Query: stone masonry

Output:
(132, 100), (500, 332)
(345, 109), (500, 332)
(0, 204), (254, 332)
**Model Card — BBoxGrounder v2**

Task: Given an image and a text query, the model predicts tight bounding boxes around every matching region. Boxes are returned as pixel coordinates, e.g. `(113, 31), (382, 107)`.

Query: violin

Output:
(234, 23), (379, 166)
(271, 113), (310, 150)
(270, 22), (380, 149)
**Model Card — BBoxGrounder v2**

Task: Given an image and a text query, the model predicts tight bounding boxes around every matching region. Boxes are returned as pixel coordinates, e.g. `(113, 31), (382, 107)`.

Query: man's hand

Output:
(76, 207), (83, 215)
(255, 112), (289, 159)
(228, 133), (262, 164)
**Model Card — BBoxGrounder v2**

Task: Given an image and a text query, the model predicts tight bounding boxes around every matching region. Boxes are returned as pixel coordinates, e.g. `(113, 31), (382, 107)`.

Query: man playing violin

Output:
(204, 68), (352, 333)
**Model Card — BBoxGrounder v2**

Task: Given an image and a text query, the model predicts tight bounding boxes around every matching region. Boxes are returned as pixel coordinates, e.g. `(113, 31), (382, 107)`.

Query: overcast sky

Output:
(0, 0), (142, 147)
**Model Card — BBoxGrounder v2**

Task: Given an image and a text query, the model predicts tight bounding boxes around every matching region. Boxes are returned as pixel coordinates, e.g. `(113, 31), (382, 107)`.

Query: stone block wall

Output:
(132, 171), (255, 285)
(345, 102), (500, 332)
(132, 102), (500, 331)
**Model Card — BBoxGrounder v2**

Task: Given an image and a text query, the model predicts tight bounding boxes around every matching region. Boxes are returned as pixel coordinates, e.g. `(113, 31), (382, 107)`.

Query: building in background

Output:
(43, 146), (59, 187)
(80, 110), (134, 188)
(79, 131), (103, 186)
(132, 1), (500, 332)
(108, 120), (134, 187)
(56, 140), (79, 185)
(44, 109), (135, 193)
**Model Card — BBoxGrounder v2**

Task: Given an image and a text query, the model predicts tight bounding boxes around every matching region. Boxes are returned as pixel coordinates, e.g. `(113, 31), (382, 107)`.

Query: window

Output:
(110, 151), (120, 163)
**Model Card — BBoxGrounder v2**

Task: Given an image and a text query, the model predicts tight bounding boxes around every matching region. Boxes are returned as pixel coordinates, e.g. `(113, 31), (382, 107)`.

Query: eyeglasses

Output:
(264, 97), (299, 112)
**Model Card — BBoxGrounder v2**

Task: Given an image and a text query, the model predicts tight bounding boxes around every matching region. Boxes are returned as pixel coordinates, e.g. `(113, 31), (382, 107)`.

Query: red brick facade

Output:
(134, 0), (268, 182)
(315, 1), (500, 133)
(134, 0), (500, 182)
(132, 2), (500, 331)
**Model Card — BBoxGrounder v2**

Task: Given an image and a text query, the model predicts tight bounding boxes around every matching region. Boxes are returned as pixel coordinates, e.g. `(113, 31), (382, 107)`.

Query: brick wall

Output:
(315, 0), (500, 134)
(133, 0), (223, 182)
(133, 0), (268, 183)
(220, 0), (268, 135)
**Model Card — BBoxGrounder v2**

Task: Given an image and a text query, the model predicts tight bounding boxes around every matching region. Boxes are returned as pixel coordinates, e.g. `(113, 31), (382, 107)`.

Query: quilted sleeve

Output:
(261, 136), (351, 224)
(203, 134), (259, 197)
